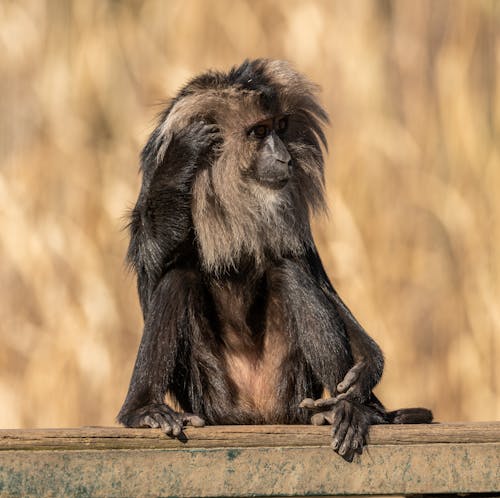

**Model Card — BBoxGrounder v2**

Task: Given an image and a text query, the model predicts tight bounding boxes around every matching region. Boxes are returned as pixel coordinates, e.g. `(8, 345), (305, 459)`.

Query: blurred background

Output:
(0, 0), (498, 429)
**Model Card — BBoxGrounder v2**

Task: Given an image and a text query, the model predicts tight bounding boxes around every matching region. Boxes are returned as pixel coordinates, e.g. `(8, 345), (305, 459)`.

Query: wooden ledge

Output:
(1, 421), (499, 450)
(1, 423), (499, 497)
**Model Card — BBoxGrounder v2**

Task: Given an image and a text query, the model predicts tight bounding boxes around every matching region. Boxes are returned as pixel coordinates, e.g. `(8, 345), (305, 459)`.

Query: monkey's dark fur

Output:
(118, 59), (432, 461)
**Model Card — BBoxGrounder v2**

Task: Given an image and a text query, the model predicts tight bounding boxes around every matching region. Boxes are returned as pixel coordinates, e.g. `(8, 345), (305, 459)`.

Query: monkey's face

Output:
(246, 115), (292, 190)
(163, 59), (329, 272)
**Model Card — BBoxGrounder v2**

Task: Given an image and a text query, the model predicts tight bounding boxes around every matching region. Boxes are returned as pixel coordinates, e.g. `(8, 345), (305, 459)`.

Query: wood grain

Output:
(0, 422), (499, 450)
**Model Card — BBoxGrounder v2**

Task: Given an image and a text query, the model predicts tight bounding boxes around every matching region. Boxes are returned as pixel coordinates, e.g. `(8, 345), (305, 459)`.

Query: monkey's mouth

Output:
(259, 177), (289, 190)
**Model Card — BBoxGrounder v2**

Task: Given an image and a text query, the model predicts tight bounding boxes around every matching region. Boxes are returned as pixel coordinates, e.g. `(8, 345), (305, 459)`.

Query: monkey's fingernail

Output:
(339, 440), (351, 456)
(332, 437), (341, 451)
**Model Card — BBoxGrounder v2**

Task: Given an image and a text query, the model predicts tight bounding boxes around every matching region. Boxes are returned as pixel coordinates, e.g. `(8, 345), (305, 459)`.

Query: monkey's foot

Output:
(300, 398), (383, 462)
(119, 403), (205, 438)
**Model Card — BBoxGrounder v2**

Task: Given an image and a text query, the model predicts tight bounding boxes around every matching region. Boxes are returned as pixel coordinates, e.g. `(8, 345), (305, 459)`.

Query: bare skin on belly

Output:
(210, 275), (289, 422)
(223, 324), (288, 420)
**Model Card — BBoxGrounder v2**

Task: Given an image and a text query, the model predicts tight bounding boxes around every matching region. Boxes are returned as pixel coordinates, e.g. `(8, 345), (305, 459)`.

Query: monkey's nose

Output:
(275, 148), (292, 167)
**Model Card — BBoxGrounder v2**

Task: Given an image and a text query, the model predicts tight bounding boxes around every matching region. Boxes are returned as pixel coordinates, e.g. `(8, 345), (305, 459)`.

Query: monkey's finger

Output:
(298, 398), (316, 409)
(336, 377), (355, 393)
(338, 425), (356, 457)
(334, 389), (354, 402)
(323, 410), (336, 425)
(189, 120), (210, 132)
(337, 362), (365, 393)
(155, 407), (185, 436)
(152, 413), (172, 435)
(170, 418), (184, 437)
(332, 411), (344, 438)
(200, 124), (223, 142)
(310, 412), (327, 425)
(332, 421), (350, 452)
(203, 124), (221, 133)
(332, 408), (352, 452)
(182, 413), (205, 427)
(313, 396), (338, 408)
(157, 412), (182, 437)
(330, 405), (344, 435)
(142, 415), (160, 429)
(353, 430), (364, 455)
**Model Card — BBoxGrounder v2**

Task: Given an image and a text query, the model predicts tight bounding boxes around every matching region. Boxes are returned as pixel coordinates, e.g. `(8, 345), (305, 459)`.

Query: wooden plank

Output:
(0, 424), (499, 497)
(1, 422), (499, 450)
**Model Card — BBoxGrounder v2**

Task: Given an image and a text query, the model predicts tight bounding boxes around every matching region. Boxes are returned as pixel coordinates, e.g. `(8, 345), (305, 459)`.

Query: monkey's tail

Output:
(386, 407), (433, 424)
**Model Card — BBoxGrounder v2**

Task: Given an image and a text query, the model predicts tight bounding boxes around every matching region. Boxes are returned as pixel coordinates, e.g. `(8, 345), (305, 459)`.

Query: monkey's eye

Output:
(250, 124), (271, 139)
(276, 116), (289, 135)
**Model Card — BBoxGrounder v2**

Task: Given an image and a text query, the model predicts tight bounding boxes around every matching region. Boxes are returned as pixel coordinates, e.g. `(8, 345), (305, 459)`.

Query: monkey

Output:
(118, 59), (432, 462)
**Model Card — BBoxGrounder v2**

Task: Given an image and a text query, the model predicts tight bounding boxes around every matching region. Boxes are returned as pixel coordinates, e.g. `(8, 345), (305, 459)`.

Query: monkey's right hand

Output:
(137, 121), (222, 258)
(119, 403), (205, 437)
(147, 121), (222, 196)
(171, 121), (223, 178)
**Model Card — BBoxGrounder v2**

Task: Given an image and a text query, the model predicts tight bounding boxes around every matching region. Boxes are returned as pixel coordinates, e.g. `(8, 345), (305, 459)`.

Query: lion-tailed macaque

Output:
(118, 59), (432, 462)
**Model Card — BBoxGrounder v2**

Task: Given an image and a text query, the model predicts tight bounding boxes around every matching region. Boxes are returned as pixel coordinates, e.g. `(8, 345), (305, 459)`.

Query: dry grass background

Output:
(0, 0), (498, 429)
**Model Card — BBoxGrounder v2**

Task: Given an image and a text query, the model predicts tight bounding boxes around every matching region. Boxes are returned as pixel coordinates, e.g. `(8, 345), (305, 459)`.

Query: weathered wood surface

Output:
(0, 423), (499, 497)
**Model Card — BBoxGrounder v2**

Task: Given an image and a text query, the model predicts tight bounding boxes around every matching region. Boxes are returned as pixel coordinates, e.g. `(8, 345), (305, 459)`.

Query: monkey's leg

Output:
(117, 268), (205, 437)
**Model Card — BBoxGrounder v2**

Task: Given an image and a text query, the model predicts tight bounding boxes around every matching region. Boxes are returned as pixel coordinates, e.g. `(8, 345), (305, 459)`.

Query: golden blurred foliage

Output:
(0, 0), (499, 429)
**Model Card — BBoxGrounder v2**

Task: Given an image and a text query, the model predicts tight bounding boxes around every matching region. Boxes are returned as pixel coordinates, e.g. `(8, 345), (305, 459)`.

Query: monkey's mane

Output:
(152, 59), (329, 274)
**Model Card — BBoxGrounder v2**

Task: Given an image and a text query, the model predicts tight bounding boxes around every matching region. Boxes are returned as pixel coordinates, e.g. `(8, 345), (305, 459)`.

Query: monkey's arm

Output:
(277, 259), (353, 394)
(304, 246), (384, 403)
(278, 257), (384, 461)
(128, 122), (221, 316)
(117, 268), (205, 435)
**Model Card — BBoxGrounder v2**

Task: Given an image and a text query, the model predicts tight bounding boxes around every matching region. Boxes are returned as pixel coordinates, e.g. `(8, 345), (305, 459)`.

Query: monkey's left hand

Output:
(299, 397), (386, 461)
(299, 361), (387, 461)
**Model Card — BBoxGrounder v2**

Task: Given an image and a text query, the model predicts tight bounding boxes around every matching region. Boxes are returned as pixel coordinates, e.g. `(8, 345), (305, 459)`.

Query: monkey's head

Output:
(147, 59), (329, 273)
